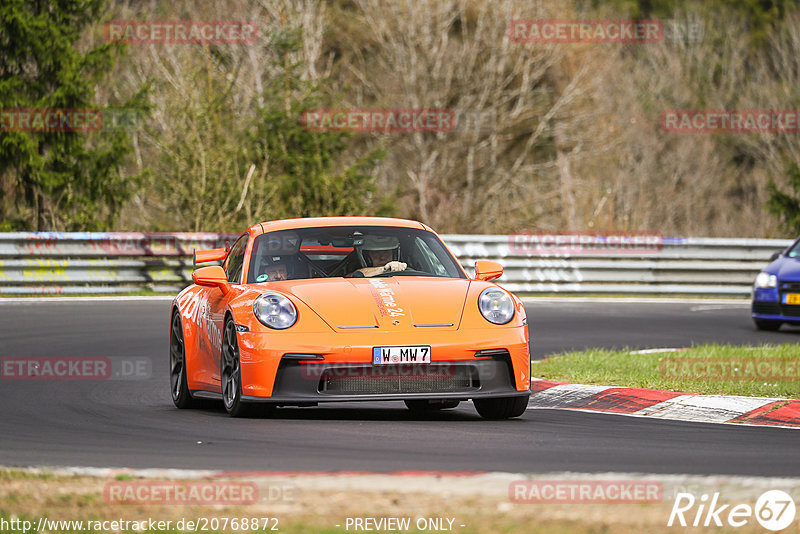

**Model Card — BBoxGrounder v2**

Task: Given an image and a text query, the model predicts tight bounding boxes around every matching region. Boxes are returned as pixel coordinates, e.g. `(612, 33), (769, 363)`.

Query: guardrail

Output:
(444, 235), (791, 297)
(0, 232), (791, 296)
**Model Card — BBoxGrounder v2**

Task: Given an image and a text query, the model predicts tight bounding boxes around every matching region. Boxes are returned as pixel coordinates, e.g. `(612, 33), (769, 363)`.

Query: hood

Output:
(773, 256), (800, 281)
(281, 277), (470, 330)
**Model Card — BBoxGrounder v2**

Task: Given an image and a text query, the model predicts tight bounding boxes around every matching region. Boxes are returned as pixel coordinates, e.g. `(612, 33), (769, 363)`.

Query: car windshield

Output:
(787, 240), (800, 258)
(247, 226), (465, 282)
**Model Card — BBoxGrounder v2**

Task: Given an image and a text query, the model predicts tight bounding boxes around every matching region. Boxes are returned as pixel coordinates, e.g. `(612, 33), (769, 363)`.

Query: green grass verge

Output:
(0, 469), (55, 481)
(533, 344), (800, 398)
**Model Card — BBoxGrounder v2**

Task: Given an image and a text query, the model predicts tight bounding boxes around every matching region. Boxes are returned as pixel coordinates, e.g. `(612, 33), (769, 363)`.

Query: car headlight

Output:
(754, 272), (778, 289)
(478, 287), (515, 325)
(253, 293), (297, 329)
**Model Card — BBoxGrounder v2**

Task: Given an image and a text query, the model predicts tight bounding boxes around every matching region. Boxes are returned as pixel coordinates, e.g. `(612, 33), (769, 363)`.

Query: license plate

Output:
(372, 345), (431, 365)
(785, 293), (800, 305)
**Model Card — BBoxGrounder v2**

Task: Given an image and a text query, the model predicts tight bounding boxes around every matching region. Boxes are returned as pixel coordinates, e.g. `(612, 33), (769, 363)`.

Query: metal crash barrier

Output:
(0, 232), (791, 296)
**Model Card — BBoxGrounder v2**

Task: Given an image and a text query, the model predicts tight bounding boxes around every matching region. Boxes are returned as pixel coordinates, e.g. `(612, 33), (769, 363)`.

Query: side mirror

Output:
(770, 251), (782, 262)
(192, 266), (230, 295)
(474, 260), (503, 281)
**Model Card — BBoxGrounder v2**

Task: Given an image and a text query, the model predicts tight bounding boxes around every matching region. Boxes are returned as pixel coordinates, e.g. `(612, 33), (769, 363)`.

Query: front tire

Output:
(170, 311), (197, 408)
(754, 319), (782, 331)
(473, 395), (529, 419)
(221, 318), (253, 417)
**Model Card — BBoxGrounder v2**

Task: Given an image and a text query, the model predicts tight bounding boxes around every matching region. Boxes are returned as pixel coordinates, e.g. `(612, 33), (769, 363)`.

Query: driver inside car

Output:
(255, 260), (289, 282)
(350, 235), (407, 278)
(263, 263), (288, 281)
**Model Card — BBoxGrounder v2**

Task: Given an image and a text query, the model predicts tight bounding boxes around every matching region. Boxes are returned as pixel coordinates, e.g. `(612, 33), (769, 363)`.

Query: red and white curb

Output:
(529, 379), (800, 429)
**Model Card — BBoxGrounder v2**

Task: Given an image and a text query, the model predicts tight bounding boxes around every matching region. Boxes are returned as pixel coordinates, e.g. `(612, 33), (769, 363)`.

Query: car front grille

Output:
(773, 281), (800, 316)
(753, 301), (781, 315)
(319, 365), (478, 395)
(780, 305), (800, 317)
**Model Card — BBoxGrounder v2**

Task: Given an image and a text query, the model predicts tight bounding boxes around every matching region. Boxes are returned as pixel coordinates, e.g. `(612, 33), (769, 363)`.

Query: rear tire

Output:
(404, 399), (460, 412)
(754, 319), (782, 331)
(473, 395), (529, 419)
(170, 311), (198, 409)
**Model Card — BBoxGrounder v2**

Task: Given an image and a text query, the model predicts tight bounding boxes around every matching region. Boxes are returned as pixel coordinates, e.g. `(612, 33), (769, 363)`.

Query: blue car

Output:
(752, 239), (800, 330)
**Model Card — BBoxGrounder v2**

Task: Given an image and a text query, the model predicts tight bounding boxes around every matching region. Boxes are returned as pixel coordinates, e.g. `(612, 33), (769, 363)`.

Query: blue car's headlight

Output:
(254, 293), (297, 329)
(478, 288), (515, 325)
(754, 272), (777, 289)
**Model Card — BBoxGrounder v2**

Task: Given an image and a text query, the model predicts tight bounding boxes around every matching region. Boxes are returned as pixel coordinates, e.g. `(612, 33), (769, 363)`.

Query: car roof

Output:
(251, 217), (432, 235)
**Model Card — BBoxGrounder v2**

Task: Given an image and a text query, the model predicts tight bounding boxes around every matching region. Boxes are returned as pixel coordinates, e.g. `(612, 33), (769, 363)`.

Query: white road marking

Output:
(690, 304), (750, 311)
(528, 384), (612, 408)
(628, 348), (687, 355)
(634, 395), (782, 423)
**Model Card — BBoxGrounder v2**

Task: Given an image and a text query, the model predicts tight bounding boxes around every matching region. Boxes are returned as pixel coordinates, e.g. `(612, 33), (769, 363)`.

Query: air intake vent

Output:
(319, 365), (477, 395)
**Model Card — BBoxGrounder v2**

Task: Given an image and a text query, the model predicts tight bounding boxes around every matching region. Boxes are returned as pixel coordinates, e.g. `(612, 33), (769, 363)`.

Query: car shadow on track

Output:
(188, 401), (504, 422)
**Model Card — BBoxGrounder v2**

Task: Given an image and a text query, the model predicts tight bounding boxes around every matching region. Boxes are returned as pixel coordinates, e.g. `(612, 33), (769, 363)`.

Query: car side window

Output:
(225, 235), (248, 284)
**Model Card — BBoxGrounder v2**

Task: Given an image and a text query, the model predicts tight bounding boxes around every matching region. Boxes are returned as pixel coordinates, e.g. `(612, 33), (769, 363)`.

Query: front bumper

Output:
(752, 286), (800, 323)
(242, 355), (526, 404)
(236, 326), (531, 400)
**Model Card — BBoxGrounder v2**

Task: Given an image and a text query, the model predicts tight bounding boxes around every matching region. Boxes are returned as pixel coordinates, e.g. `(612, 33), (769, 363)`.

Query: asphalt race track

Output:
(1, 298), (798, 476)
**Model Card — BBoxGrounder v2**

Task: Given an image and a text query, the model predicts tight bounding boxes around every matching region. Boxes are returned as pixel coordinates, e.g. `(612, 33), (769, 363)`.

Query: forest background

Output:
(3, 0), (800, 237)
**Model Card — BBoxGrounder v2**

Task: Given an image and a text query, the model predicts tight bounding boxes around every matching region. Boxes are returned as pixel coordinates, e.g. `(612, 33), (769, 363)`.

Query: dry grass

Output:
(97, 1), (800, 237)
(1, 469), (796, 533)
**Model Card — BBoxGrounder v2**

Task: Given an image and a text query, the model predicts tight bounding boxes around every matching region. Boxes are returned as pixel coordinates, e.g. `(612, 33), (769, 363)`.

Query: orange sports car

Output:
(170, 217), (531, 418)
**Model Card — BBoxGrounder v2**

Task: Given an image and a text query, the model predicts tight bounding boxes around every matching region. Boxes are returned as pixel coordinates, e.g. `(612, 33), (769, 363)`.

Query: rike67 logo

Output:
(668, 491), (796, 531)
